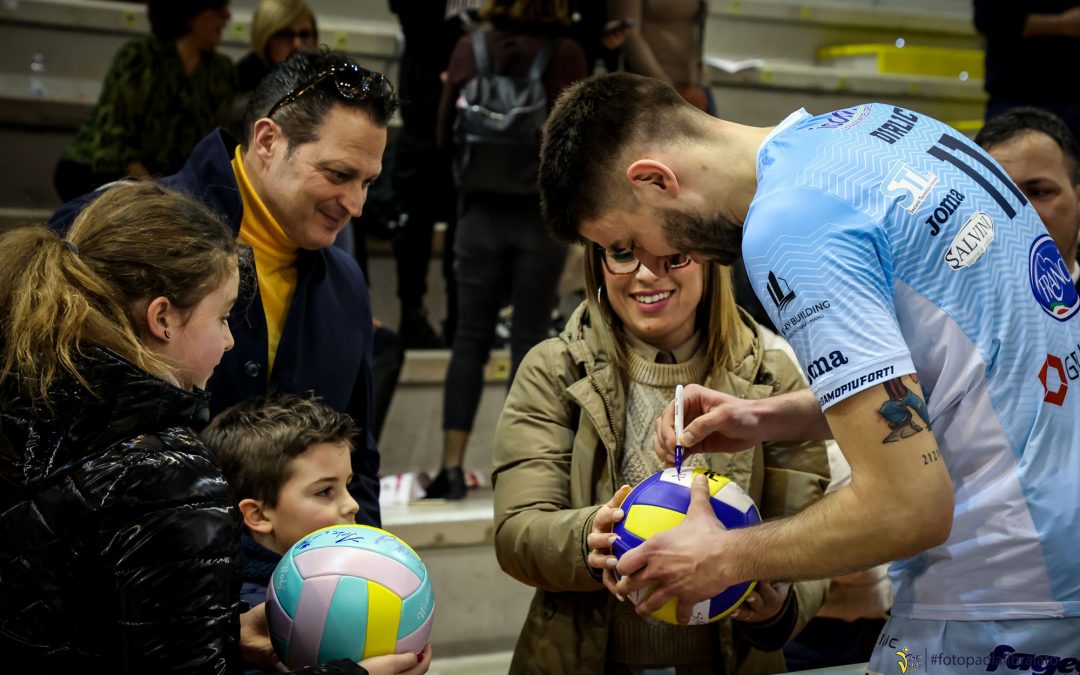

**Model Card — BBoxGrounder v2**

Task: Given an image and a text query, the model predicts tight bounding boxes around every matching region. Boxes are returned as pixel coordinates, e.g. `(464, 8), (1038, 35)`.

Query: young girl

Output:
(0, 182), (429, 675)
(493, 244), (832, 673)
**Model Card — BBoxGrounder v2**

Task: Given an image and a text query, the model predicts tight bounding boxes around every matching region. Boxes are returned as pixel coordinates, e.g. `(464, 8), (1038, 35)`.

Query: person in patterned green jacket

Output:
(54, 0), (236, 201)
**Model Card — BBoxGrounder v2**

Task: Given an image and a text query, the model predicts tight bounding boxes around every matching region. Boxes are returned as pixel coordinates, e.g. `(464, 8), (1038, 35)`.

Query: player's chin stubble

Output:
(660, 208), (744, 265)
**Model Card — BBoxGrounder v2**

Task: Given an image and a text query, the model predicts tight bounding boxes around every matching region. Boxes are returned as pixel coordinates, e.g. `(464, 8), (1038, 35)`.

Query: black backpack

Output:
(451, 31), (554, 196)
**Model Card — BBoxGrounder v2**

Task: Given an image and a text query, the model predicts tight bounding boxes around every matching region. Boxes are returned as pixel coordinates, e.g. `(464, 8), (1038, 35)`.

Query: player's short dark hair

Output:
(976, 107), (1080, 186)
(539, 72), (701, 244)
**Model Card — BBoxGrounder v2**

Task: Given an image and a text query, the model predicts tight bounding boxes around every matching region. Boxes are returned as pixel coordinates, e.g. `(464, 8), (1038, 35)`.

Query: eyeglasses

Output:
(266, 61), (394, 120)
(271, 28), (315, 43)
(596, 244), (692, 275)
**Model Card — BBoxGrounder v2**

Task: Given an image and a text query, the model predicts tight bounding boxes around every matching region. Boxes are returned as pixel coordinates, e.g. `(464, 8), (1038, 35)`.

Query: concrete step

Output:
(378, 348), (510, 479)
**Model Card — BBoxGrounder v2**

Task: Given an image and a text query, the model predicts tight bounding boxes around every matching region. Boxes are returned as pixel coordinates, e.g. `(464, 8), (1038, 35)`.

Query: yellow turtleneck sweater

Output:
(231, 146), (298, 376)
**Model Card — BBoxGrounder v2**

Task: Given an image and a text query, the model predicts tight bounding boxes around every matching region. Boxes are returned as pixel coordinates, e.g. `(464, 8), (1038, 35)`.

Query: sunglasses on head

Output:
(266, 61), (394, 120)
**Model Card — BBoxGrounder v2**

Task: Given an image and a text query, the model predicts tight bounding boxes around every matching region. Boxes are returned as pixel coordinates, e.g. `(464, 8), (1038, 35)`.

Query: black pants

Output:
(442, 195), (566, 431)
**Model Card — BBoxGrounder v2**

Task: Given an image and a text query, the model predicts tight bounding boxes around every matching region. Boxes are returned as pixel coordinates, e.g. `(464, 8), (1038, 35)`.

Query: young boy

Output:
(205, 395), (430, 675)
(203, 393), (361, 608)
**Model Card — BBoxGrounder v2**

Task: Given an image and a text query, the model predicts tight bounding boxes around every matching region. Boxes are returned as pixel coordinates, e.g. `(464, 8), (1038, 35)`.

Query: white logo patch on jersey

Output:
(945, 212), (994, 270)
(881, 161), (939, 215)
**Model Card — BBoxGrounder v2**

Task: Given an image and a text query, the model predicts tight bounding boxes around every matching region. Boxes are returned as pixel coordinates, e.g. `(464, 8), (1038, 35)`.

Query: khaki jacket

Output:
(492, 303), (831, 674)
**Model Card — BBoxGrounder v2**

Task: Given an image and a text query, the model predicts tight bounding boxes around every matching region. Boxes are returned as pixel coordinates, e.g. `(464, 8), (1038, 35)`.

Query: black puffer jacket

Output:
(0, 348), (366, 675)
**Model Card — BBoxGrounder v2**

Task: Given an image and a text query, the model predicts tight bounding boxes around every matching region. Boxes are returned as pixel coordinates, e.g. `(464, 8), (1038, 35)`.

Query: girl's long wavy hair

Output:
(583, 244), (751, 371)
(0, 181), (239, 404)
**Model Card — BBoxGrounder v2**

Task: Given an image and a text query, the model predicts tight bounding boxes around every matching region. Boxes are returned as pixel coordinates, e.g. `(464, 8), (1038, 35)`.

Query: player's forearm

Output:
(725, 475), (950, 583)
(757, 389), (833, 443)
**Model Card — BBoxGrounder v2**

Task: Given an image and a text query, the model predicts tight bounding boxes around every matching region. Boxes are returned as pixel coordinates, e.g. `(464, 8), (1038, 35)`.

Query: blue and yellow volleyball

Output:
(266, 524), (434, 667)
(611, 467), (761, 625)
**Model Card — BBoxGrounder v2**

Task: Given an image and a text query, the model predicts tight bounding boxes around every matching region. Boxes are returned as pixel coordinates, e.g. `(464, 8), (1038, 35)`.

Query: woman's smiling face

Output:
(602, 255), (704, 352)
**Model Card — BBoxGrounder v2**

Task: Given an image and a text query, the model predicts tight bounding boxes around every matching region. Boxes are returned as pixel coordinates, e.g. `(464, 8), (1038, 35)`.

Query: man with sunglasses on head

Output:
(50, 50), (395, 530)
(539, 73), (1080, 670)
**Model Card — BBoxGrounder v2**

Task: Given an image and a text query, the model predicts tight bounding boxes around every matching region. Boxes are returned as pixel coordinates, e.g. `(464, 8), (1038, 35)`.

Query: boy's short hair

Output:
(203, 393), (357, 506)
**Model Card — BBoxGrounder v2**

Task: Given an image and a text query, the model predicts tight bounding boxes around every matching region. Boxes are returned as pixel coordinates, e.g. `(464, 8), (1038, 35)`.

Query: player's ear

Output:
(627, 159), (680, 207)
(239, 498), (274, 533)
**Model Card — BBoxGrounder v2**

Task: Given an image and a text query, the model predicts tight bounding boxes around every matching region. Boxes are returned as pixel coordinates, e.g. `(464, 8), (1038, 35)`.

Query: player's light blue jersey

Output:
(743, 104), (1080, 621)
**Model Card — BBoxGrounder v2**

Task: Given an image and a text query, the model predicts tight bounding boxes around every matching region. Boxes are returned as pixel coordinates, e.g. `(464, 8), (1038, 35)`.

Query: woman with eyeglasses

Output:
(492, 245), (831, 674)
(53, 0), (237, 202)
(237, 0), (319, 94)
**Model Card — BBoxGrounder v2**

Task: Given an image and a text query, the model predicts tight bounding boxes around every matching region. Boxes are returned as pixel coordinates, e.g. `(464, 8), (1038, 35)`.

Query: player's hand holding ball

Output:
(611, 468), (762, 625)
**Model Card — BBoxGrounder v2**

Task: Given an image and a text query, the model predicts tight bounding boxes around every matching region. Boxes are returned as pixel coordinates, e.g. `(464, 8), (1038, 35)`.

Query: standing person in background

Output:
(492, 240), (830, 673)
(608, 0), (711, 112)
(53, 0), (235, 201)
(388, 0), (464, 349)
(236, 0), (318, 94)
(974, 1), (1080, 142)
(976, 107), (1080, 293)
(423, 0), (588, 500)
(50, 50), (395, 528)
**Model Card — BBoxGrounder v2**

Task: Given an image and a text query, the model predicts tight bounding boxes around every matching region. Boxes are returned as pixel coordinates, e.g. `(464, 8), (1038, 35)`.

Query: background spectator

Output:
(53, 0), (235, 201)
(423, 0), (588, 499)
(608, 0), (711, 111)
(388, 0), (465, 349)
(237, 0), (318, 94)
(977, 106), (1080, 292)
(974, 1), (1080, 142)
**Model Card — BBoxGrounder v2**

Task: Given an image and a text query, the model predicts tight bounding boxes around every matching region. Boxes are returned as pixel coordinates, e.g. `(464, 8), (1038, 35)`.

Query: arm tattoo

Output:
(878, 376), (931, 443)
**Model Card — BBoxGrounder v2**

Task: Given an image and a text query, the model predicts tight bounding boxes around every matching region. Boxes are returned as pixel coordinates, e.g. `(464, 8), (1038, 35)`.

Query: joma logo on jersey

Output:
(881, 162), (939, 215)
(925, 189), (966, 236)
(805, 350), (850, 384)
(869, 107), (919, 144)
(945, 211), (994, 270)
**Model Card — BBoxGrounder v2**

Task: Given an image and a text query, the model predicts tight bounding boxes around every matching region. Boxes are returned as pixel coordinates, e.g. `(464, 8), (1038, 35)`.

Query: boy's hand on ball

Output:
(587, 485), (632, 598)
(614, 475), (740, 622)
(359, 644), (432, 674)
(654, 384), (761, 464)
(729, 581), (791, 623)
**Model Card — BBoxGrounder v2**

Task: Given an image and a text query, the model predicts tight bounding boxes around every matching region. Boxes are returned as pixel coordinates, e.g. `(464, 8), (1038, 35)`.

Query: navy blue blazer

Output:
(50, 129), (382, 527)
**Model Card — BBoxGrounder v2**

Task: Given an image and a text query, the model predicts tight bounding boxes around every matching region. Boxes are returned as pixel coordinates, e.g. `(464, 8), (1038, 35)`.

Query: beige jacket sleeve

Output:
(492, 340), (606, 593)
